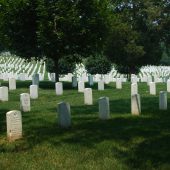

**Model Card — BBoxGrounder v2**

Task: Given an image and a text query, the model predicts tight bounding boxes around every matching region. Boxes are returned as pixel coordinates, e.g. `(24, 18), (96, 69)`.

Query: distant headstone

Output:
(67, 73), (73, 82)
(32, 73), (39, 86)
(6, 110), (22, 141)
(58, 102), (71, 128)
(0, 86), (8, 101)
(55, 82), (63, 95)
(50, 73), (56, 82)
(19, 73), (26, 81)
(88, 75), (94, 86)
(30, 85), (38, 99)
(159, 91), (167, 110)
(167, 79), (170, 92)
(131, 83), (138, 96)
(78, 81), (85, 92)
(149, 82), (156, 95)
(84, 88), (93, 105)
(104, 75), (110, 84)
(131, 94), (141, 115)
(147, 76), (152, 85)
(20, 93), (31, 112)
(98, 80), (104, 90)
(99, 97), (110, 120)
(9, 78), (16, 90)
(72, 76), (77, 87)
(116, 78), (122, 89)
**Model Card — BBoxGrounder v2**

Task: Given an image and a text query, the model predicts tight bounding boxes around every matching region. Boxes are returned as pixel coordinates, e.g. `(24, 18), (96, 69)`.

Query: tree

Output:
(0, 0), (112, 81)
(46, 56), (77, 75)
(105, 0), (169, 78)
(85, 54), (112, 75)
(0, 0), (39, 58)
(105, 17), (145, 78)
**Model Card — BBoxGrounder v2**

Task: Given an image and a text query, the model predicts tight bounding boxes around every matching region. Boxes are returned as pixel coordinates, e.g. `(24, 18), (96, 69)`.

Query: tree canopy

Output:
(0, 0), (111, 81)
(85, 54), (112, 75)
(0, 0), (169, 79)
(104, 0), (170, 76)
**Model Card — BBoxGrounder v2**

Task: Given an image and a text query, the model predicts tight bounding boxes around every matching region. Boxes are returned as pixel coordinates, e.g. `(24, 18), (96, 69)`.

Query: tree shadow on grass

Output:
(0, 110), (170, 169)
(1, 81), (32, 89)
(0, 109), (9, 132)
(0, 95), (170, 169)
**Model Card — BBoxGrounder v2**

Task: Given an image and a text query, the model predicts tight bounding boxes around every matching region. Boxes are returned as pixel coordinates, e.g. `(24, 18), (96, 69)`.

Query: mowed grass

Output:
(0, 81), (170, 170)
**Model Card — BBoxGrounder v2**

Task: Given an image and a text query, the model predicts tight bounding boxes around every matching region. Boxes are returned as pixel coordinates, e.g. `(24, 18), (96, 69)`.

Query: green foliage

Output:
(0, 0), (112, 81)
(105, 17), (145, 74)
(105, 0), (169, 74)
(0, 0), (39, 58)
(85, 54), (112, 74)
(0, 0), (169, 78)
(46, 56), (76, 75)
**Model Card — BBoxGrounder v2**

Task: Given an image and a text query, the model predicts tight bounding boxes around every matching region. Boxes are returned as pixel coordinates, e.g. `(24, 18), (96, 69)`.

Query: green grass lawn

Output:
(0, 81), (170, 170)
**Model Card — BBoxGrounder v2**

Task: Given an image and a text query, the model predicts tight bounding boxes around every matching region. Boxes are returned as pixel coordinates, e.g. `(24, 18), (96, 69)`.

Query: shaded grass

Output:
(0, 81), (170, 170)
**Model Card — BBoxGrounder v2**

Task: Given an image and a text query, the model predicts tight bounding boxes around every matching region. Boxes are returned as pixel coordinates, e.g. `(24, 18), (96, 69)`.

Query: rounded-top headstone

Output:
(32, 73), (39, 86)
(78, 81), (85, 92)
(9, 78), (16, 90)
(131, 94), (141, 115)
(159, 91), (167, 110)
(6, 110), (22, 141)
(84, 88), (93, 105)
(55, 82), (63, 95)
(98, 80), (104, 91)
(30, 85), (38, 99)
(58, 102), (71, 128)
(0, 86), (8, 101)
(99, 97), (110, 120)
(20, 93), (31, 112)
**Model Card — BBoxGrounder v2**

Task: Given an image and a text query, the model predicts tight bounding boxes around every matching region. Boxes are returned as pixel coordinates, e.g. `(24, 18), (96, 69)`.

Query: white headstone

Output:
(84, 88), (93, 105)
(131, 94), (141, 115)
(159, 91), (167, 110)
(0, 86), (8, 101)
(50, 73), (56, 82)
(72, 76), (77, 87)
(20, 93), (31, 112)
(78, 81), (85, 92)
(98, 80), (104, 90)
(147, 76), (152, 85)
(88, 75), (94, 86)
(167, 79), (170, 92)
(104, 75), (110, 84)
(131, 76), (138, 83)
(55, 82), (63, 95)
(116, 78), (122, 89)
(58, 102), (71, 128)
(19, 73), (26, 81)
(32, 73), (39, 86)
(30, 85), (38, 99)
(67, 73), (73, 82)
(6, 110), (22, 141)
(9, 78), (16, 90)
(99, 97), (110, 120)
(149, 82), (156, 95)
(131, 83), (138, 96)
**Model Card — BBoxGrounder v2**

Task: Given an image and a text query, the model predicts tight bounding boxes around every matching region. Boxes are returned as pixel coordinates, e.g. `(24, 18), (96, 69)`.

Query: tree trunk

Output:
(54, 59), (59, 82)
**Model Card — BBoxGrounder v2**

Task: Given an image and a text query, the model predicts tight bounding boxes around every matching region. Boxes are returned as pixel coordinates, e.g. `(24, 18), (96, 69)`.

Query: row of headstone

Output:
(6, 96), (110, 141)
(2, 52), (170, 82)
(6, 89), (168, 142)
(57, 97), (110, 128)
(0, 54), (45, 81)
(131, 91), (168, 115)
(131, 81), (170, 96)
(75, 78), (123, 93)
